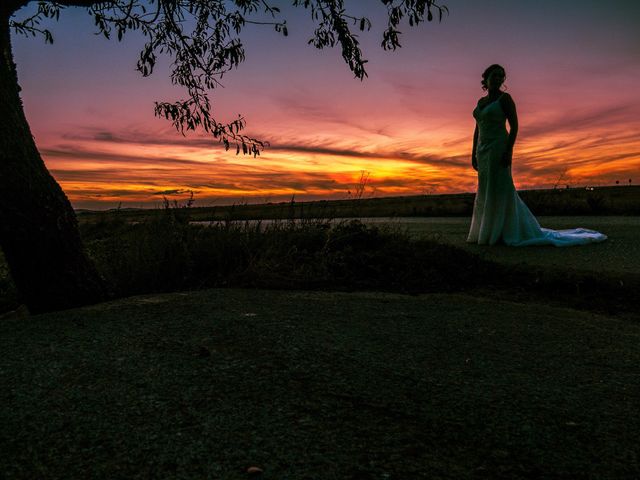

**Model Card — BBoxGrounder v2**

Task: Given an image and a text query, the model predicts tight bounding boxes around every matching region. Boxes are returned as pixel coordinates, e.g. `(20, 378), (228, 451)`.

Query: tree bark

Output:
(3, 2), (29, 17)
(0, 14), (108, 313)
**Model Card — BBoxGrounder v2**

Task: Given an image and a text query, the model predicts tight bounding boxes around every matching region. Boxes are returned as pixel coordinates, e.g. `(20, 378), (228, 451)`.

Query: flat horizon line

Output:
(74, 184), (638, 213)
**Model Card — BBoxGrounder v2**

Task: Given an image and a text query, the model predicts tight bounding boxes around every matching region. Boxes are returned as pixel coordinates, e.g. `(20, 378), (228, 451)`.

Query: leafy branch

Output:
(10, 1), (61, 44)
(381, 0), (449, 50)
(11, 0), (447, 156)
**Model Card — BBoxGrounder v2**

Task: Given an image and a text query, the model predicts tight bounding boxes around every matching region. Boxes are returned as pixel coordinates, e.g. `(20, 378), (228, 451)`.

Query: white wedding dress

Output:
(467, 96), (607, 247)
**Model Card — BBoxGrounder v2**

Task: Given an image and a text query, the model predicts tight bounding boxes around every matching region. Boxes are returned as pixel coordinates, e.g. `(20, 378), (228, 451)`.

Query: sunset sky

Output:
(12, 0), (640, 209)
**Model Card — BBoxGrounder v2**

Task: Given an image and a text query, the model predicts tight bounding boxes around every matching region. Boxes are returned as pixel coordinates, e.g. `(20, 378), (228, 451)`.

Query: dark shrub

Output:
(81, 215), (490, 299)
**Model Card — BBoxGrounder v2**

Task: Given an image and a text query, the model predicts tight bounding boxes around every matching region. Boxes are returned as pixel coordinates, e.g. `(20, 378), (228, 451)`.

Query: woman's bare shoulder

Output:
(500, 92), (515, 103)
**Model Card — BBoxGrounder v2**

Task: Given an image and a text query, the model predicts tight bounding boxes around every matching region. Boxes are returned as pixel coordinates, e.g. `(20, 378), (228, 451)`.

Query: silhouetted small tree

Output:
(1, 0), (446, 313)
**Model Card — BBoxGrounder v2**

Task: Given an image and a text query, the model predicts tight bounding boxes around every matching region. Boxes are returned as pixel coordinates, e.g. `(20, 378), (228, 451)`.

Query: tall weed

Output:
(81, 209), (486, 298)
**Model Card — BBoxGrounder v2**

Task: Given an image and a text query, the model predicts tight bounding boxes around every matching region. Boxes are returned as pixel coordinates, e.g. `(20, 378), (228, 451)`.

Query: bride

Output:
(466, 64), (607, 247)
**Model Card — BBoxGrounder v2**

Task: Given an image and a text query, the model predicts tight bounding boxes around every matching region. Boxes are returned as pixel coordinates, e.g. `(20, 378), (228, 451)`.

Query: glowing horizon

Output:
(12, 1), (640, 210)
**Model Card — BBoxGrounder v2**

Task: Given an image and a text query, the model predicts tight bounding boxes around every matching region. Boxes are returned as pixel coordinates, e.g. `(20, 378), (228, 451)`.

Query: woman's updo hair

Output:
(481, 64), (506, 90)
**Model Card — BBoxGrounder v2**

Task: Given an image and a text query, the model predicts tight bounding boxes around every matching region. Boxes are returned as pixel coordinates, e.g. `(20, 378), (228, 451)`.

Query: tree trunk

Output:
(0, 13), (108, 313)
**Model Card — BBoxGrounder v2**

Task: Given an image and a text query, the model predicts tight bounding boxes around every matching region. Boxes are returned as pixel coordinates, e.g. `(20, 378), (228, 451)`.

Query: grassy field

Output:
(76, 186), (640, 223)
(1, 215), (637, 316)
(1, 288), (639, 479)
(372, 215), (640, 276)
(1, 206), (638, 478)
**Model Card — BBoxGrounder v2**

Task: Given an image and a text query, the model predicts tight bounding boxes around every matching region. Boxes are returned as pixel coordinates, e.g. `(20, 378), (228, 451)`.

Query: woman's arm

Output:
(502, 94), (518, 167)
(472, 124), (479, 171)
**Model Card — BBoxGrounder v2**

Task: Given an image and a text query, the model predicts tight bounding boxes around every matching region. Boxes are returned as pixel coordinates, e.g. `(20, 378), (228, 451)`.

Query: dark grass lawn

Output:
(382, 215), (640, 276)
(1, 288), (639, 479)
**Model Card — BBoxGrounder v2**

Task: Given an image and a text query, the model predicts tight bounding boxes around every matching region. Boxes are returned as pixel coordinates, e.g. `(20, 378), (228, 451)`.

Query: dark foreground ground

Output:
(1, 288), (638, 479)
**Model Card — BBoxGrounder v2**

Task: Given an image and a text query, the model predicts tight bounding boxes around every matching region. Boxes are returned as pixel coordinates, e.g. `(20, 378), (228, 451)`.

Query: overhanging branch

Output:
(48, 0), (115, 7)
